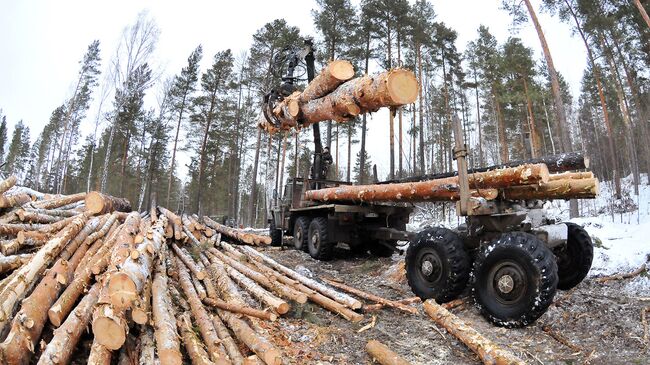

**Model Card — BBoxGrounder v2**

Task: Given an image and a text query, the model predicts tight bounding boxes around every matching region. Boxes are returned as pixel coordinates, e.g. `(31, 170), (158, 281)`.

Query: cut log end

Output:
(386, 69), (418, 106)
(107, 272), (138, 308)
(92, 316), (126, 350)
(330, 60), (355, 81)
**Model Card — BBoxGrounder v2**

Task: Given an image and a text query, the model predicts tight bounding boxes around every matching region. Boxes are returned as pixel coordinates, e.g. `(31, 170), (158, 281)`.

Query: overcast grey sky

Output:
(0, 0), (586, 180)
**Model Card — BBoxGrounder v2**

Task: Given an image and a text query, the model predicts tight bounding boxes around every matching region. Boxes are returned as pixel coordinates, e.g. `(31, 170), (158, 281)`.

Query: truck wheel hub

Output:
(489, 261), (527, 303)
(497, 275), (514, 294)
(420, 253), (442, 282)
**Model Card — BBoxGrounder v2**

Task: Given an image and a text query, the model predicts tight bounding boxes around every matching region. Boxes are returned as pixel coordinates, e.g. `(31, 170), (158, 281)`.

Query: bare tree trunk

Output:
(494, 89), (509, 163)
(417, 43), (425, 174)
(633, 0), (650, 29)
(100, 124), (116, 193)
(166, 94), (187, 208)
(523, 77), (541, 158)
(248, 129), (261, 227)
(523, 0), (570, 152)
(359, 32), (371, 184)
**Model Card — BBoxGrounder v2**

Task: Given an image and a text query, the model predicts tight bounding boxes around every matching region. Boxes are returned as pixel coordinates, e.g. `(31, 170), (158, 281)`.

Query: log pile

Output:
(304, 156), (599, 204)
(259, 60), (418, 134)
(0, 176), (426, 364)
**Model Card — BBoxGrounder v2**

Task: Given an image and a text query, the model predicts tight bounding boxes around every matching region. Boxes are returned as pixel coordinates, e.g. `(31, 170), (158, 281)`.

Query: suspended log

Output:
(500, 178), (599, 200)
(178, 312), (217, 365)
(366, 340), (412, 365)
(242, 245), (364, 310)
(176, 256), (230, 363)
(0, 217), (100, 364)
(0, 215), (86, 326)
(382, 152), (589, 184)
(203, 217), (271, 246)
(299, 60), (355, 102)
(208, 253), (289, 314)
(152, 247), (183, 365)
(108, 215), (167, 309)
(203, 298), (278, 322)
(87, 341), (112, 365)
(36, 283), (100, 365)
(0, 194), (32, 209)
(423, 300), (524, 365)
(0, 176), (17, 194)
(322, 278), (417, 314)
(33, 192), (85, 210)
(304, 164), (550, 203)
(0, 254), (32, 274)
(85, 191), (132, 214)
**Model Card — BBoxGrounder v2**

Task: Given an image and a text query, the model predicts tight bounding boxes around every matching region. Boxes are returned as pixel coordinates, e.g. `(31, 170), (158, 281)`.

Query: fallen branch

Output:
(322, 278), (417, 314)
(596, 263), (647, 283)
(365, 340), (412, 365)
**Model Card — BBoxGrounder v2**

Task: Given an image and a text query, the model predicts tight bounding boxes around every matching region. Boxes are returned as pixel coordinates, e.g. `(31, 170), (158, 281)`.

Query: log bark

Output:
(16, 210), (64, 224)
(365, 340), (411, 365)
(300, 69), (418, 126)
(23, 207), (80, 218)
(138, 326), (156, 365)
(0, 254), (32, 274)
(171, 243), (206, 280)
(0, 217), (100, 365)
(152, 246), (183, 365)
(37, 283), (100, 365)
(0, 176), (17, 194)
(159, 206), (183, 240)
(203, 217), (271, 246)
(33, 192), (85, 210)
(500, 178), (599, 200)
(299, 60), (355, 103)
(0, 194), (32, 209)
(211, 247), (307, 304)
(304, 164), (549, 203)
(207, 253), (289, 314)
(384, 152), (589, 184)
(362, 297), (421, 312)
(108, 215), (167, 309)
(211, 313), (245, 365)
(238, 249), (363, 322)
(0, 215), (87, 326)
(178, 312), (217, 365)
(240, 246), (362, 310)
(549, 171), (594, 181)
(85, 191), (132, 214)
(131, 277), (152, 325)
(0, 223), (48, 236)
(92, 278), (129, 350)
(87, 341), (112, 365)
(217, 309), (282, 365)
(322, 278), (417, 314)
(176, 256), (230, 363)
(203, 298), (278, 322)
(633, 0), (650, 29)
(423, 299), (524, 365)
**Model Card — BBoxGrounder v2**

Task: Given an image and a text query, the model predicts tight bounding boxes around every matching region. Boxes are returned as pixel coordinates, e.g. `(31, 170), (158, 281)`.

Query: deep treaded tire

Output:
(269, 218), (282, 246)
(473, 232), (558, 328)
(555, 223), (593, 290)
(406, 227), (471, 303)
(308, 217), (333, 260)
(293, 216), (310, 251)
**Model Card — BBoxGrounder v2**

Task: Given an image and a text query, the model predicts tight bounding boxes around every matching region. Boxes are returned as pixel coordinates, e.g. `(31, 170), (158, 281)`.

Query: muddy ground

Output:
(260, 245), (650, 365)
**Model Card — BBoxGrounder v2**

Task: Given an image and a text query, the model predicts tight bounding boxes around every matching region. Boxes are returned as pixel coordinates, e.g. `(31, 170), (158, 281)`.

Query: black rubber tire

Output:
(473, 232), (558, 328)
(293, 216), (310, 251)
(269, 218), (282, 246)
(405, 227), (471, 303)
(368, 240), (395, 257)
(555, 223), (593, 290)
(308, 217), (333, 260)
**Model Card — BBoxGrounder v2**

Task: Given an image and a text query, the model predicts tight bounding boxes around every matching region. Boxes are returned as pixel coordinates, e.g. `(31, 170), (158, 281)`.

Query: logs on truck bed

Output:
(500, 178), (599, 200)
(261, 68), (418, 133)
(423, 299), (524, 365)
(366, 340), (412, 365)
(85, 191), (132, 214)
(304, 164), (549, 203)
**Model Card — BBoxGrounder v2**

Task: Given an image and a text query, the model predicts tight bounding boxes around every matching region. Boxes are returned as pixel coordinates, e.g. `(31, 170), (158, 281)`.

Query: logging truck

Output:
(264, 40), (596, 327)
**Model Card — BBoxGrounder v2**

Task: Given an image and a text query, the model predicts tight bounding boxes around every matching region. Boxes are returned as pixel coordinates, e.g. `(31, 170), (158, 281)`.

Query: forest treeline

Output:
(0, 0), (649, 227)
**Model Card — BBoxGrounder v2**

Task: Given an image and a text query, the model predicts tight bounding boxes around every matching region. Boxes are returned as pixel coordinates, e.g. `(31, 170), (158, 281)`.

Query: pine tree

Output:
(3, 121), (31, 181)
(166, 45), (202, 207)
(0, 112), (7, 164)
